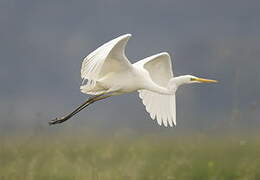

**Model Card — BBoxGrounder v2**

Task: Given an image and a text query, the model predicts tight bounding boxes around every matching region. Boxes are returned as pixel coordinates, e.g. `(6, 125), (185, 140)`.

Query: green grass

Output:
(1, 134), (260, 180)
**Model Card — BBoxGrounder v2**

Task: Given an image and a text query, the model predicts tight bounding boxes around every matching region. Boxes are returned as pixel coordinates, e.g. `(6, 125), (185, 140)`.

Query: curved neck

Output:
(171, 76), (190, 87)
(144, 75), (190, 95)
(145, 81), (173, 95)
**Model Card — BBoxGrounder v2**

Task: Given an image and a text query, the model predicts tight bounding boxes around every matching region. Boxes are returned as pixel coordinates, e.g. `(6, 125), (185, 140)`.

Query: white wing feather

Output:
(80, 34), (132, 93)
(136, 53), (176, 127)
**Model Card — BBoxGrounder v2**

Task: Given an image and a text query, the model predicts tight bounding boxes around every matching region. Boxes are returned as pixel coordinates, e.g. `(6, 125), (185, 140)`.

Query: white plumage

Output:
(50, 34), (217, 127)
(80, 34), (132, 95)
(80, 34), (178, 126)
(135, 53), (176, 127)
(78, 34), (217, 127)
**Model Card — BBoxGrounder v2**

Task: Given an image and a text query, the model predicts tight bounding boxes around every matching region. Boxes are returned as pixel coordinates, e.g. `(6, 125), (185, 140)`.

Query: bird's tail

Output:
(80, 80), (107, 95)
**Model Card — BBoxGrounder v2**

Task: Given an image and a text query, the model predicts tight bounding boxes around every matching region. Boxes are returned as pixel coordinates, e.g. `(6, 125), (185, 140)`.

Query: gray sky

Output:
(1, 0), (260, 134)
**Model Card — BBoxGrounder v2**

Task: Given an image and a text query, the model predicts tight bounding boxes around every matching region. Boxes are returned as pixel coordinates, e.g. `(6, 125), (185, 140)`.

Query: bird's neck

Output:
(170, 76), (190, 87)
(167, 76), (190, 92)
(145, 76), (189, 95)
(145, 81), (173, 95)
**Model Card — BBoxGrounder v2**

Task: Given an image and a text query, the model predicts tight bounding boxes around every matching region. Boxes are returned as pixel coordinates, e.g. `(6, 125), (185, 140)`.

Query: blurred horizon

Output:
(1, 1), (260, 179)
(1, 0), (260, 136)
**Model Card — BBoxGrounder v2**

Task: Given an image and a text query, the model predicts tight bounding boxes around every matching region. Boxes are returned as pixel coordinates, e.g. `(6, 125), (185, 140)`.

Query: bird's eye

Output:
(190, 78), (196, 81)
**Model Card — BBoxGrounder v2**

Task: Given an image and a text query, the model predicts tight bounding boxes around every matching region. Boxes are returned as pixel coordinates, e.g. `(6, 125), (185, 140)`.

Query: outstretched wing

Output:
(81, 34), (132, 90)
(135, 53), (176, 127)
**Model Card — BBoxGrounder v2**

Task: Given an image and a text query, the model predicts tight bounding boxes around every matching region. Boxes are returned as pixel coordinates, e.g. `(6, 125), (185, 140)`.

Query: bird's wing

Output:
(139, 90), (176, 127)
(81, 34), (132, 84)
(135, 53), (176, 127)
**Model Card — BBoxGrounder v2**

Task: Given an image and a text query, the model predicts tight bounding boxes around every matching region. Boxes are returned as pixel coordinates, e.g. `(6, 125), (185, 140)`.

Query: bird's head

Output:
(169, 75), (218, 91)
(183, 75), (218, 84)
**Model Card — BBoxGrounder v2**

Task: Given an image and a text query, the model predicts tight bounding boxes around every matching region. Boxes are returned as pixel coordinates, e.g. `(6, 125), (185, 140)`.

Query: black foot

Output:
(49, 117), (67, 125)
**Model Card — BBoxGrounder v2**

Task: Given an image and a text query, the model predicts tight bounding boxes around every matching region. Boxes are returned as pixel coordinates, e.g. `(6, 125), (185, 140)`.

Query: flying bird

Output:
(49, 34), (217, 127)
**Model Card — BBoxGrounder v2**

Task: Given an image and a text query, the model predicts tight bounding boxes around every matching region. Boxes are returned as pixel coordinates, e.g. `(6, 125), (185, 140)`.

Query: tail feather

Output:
(80, 81), (107, 95)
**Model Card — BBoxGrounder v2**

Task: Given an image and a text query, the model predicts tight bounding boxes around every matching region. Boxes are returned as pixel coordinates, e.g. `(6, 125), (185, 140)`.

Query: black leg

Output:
(49, 94), (111, 125)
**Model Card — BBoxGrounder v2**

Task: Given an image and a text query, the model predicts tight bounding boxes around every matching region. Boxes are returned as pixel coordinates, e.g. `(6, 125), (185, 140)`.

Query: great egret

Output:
(49, 34), (217, 127)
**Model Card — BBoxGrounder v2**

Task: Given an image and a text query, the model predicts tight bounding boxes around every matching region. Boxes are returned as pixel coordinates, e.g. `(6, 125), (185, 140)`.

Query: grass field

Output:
(1, 133), (260, 180)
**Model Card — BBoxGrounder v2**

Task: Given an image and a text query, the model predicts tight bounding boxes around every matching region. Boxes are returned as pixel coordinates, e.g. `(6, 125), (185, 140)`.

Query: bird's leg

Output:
(49, 94), (112, 125)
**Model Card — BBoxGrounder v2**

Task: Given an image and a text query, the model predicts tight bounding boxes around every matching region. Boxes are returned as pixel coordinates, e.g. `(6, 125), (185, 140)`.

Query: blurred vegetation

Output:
(1, 132), (260, 180)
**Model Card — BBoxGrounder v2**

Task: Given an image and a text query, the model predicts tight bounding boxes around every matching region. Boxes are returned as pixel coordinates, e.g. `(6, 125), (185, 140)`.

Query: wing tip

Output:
(124, 33), (132, 37)
(159, 52), (171, 58)
(146, 52), (171, 61)
(118, 33), (132, 41)
(161, 119), (176, 128)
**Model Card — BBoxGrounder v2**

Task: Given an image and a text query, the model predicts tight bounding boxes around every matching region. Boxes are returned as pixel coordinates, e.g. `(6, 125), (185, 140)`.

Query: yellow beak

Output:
(195, 78), (218, 83)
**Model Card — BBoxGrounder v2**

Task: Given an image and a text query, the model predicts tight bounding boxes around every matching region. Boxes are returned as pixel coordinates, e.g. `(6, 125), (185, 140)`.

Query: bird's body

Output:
(82, 60), (169, 95)
(80, 34), (171, 95)
(50, 34), (217, 127)
(89, 65), (147, 94)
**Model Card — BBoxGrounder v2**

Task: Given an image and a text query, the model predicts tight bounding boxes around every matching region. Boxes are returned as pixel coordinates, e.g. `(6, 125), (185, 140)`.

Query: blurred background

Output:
(1, 0), (260, 179)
